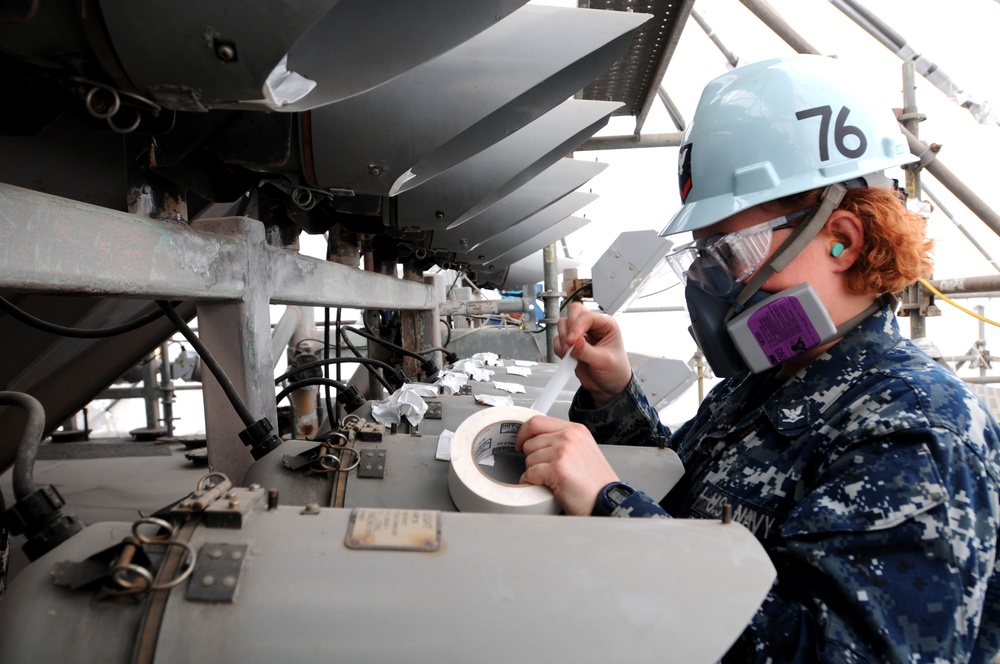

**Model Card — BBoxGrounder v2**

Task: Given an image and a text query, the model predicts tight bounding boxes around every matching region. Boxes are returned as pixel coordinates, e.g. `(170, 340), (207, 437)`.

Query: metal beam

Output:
(632, 0), (697, 135)
(0, 183), (436, 310)
(577, 132), (683, 151)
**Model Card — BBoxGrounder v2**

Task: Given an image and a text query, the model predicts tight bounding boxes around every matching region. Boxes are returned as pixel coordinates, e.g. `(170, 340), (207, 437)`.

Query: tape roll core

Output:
(448, 406), (559, 514)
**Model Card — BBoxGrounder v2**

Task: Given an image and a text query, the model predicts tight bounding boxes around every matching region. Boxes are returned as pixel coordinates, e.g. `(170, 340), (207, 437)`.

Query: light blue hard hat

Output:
(660, 54), (918, 237)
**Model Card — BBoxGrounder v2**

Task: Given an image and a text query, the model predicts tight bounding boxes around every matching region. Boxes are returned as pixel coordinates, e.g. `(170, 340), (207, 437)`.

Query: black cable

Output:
(420, 347), (447, 354)
(445, 270), (463, 299)
(275, 377), (348, 405)
(0, 296), (175, 339)
(559, 283), (593, 311)
(342, 325), (428, 363)
(274, 357), (397, 393)
(155, 301), (256, 428)
(335, 309), (343, 380)
(439, 319), (452, 347)
(0, 391), (46, 502)
(338, 327), (365, 359)
(304, 332), (402, 394)
(324, 306), (335, 428)
(343, 325), (440, 379)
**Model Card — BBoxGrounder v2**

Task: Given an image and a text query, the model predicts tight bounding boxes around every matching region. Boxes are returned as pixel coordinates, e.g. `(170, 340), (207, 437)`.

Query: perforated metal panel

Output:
(577, 0), (696, 129)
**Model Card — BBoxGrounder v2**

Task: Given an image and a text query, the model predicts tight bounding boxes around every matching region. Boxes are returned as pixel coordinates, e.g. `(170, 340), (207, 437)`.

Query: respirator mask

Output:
(665, 184), (871, 377)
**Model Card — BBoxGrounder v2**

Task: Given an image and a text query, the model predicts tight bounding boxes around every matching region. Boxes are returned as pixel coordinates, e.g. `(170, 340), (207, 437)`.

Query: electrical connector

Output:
(239, 418), (283, 460)
(387, 369), (407, 391)
(336, 385), (366, 412)
(289, 353), (323, 381)
(3, 485), (84, 561)
(420, 359), (440, 381)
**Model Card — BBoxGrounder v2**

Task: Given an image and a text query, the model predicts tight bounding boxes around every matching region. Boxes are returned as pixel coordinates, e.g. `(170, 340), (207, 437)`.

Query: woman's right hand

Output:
(555, 301), (631, 408)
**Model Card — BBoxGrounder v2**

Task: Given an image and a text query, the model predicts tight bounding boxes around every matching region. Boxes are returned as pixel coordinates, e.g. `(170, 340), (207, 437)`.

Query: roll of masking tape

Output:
(448, 406), (560, 515)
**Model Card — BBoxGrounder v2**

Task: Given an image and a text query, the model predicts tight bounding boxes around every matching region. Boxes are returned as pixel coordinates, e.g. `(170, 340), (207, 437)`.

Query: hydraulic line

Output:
(275, 357), (398, 393)
(155, 301), (256, 428)
(341, 326), (439, 379)
(0, 297), (176, 339)
(0, 391), (46, 502)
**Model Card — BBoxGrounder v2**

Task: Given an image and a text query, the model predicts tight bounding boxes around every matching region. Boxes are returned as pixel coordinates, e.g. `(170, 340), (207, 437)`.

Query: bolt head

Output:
(215, 44), (237, 62)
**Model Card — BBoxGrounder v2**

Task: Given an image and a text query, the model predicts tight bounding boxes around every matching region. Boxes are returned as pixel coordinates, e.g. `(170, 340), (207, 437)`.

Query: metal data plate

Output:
(306, 5), (649, 196)
(395, 99), (620, 232)
(344, 508), (440, 552)
(469, 215), (590, 272)
(432, 159), (605, 256)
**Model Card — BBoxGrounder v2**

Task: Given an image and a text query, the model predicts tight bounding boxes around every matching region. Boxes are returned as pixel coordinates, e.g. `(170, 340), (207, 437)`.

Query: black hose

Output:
(155, 301), (256, 427)
(275, 378), (349, 406)
(324, 307), (335, 427)
(559, 283), (593, 311)
(0, 296), (175, 339)
(274, 357), (397, 393)
(342, 325), (428, 363)
(336, 327), (410, 388)
(439, 319), (452, 348)
(0, 391), (47, 502)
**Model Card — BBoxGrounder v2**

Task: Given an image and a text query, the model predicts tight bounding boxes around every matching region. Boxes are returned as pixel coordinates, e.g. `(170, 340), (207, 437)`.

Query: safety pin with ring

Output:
(323, 445), (361, 473)
(109, 541), (196, 593)
(109, 563), (154, 595)
(131, 517), (176, 544)
(111, 517), (197, 592)
(198, 472), (231, 492)
(315, 453), (342, 472)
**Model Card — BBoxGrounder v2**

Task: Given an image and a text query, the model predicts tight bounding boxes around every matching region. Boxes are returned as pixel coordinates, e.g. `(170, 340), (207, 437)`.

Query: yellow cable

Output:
(918, 277), (1000, 328)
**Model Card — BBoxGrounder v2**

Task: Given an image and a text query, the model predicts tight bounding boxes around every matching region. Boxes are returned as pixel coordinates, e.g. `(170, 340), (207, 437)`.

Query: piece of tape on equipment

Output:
(448, 406), (560, 514)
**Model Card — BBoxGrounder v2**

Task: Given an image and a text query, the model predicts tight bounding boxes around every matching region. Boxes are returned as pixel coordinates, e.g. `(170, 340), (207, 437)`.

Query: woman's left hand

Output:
(515, 415), (619, 515)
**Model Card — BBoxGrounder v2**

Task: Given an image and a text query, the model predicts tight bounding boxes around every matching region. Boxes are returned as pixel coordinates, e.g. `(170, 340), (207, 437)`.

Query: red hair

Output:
(768, 186), (934, 295)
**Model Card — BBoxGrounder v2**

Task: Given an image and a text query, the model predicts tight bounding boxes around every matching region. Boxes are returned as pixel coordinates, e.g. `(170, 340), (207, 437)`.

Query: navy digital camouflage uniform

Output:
(571, 304), (1000, 663)
(0, 525), (7, 597)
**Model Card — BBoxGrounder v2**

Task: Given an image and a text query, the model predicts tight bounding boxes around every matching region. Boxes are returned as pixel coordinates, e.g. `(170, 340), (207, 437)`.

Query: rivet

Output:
(201, 575), (215, 587)
(215, 43), (236, 62)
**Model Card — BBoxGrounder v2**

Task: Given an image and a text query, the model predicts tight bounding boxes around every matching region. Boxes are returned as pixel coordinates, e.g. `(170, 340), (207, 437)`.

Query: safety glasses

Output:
(664, 207), (818, 296)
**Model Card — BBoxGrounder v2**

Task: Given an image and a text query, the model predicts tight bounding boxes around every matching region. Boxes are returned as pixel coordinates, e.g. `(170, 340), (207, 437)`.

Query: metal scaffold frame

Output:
(0, 183), (441, 482)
